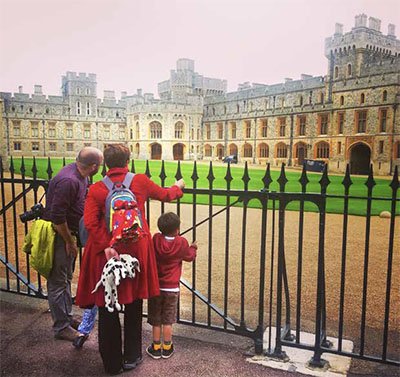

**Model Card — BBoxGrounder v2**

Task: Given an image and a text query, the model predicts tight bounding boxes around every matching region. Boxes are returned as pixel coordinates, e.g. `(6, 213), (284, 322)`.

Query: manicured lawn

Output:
(7, 157), (399, 216)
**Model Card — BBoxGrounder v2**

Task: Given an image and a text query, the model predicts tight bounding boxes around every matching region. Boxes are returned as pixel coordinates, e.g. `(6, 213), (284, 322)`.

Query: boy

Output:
(146, 212), (197, 359)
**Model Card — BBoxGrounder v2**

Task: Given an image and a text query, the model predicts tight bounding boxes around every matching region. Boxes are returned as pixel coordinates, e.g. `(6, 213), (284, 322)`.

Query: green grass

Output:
(8, 157), (399, 216)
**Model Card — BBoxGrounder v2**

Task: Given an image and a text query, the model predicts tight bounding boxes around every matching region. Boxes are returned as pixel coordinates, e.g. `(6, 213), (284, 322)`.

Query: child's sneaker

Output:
(162, 342), (174, 358)
(146, 342), (162, 359)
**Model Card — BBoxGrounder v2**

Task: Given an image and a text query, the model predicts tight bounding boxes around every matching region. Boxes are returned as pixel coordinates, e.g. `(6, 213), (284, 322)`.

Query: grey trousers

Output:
(47, 234), (74, 333)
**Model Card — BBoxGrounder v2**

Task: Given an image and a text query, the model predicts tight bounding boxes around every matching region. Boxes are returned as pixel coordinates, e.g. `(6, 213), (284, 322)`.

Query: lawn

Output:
(7, 157), (399, 216)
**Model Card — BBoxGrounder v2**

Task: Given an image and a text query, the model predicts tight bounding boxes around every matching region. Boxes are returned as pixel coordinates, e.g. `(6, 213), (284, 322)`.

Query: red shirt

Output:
(75, 168), (183, 308)
(152, 233), (197, 289)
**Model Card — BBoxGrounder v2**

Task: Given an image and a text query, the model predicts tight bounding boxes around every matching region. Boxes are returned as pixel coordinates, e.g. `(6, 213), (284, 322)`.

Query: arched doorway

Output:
(295, 142), (307, 165)
(173, 143), (184, 160)
(216, 144), (224, 160)
(350, 143), (370, 175)
(151, 143), (162, 160)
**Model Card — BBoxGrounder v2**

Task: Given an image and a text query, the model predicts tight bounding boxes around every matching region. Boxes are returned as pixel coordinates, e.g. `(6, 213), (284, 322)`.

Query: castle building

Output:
(1, 15), (399, 175)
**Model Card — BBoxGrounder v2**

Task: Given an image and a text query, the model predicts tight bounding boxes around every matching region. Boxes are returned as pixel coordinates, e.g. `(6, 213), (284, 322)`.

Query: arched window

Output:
(276, 143), (287, 158)
(135, 143), (140, 157)
(174, 121), (183, 139)
(150, 121), (162, 139)
(196, 145), (199, 153)
(340, 96), (344, 106)
(298, 95), (303, 106)
(334, 66), (339, 78)
(243, 143), (253, 157)
(316, 142), (330, 158)
(197, 129), (200, 140)
(360, 93), (365, 104)
(191, 128), (194, 139)
(280, 97), (285, 108)
(319, 92), (324, 104)
(347, 64), (352, 76)
(76, 101), (81, 115)
(258, 143), (269, 158)
(229, 144), (238, 156)
(204, 144), (212, 157)
(136, 122), (140, 139)
(236, 104), (240, 113)
(382, 90), (387, 102)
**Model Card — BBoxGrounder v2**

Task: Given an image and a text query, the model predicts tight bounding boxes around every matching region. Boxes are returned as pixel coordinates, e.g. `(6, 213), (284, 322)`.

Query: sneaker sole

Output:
(146, 348), (161, 359)
(161, 351), (174, 359)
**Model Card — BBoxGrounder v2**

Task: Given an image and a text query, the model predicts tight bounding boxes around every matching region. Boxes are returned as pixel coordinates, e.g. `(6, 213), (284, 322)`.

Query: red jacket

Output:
(75, 168), (183, 308)
(152, 233), (197, 289)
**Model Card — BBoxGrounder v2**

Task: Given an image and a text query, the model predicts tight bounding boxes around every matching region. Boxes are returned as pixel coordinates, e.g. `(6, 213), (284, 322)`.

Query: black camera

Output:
(19, 203), (44, 223)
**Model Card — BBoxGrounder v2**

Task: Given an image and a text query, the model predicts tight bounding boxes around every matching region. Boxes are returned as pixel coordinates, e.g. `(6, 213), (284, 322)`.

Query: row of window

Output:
(204, 108), (389, 140)
(13, 142), (83, 152)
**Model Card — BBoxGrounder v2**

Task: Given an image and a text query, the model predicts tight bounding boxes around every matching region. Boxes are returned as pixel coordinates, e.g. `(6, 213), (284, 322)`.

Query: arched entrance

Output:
(173, 143), (184, 160)
(151, 143), (162, 160)
(216, 144), (224, 160)
(350, 143), (370, 175)
(295, 142), (307, 165)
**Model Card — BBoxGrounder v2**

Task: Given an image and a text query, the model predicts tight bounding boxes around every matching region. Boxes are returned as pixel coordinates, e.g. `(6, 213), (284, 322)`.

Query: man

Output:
(43, 147), (103, 341)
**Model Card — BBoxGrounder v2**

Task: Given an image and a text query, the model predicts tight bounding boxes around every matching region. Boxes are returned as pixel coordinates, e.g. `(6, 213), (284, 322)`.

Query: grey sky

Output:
(0, 0), (399, 98)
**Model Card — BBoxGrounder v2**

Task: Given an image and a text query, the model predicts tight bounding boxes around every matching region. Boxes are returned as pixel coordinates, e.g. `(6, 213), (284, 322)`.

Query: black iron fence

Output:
(0, 156), (399, 368)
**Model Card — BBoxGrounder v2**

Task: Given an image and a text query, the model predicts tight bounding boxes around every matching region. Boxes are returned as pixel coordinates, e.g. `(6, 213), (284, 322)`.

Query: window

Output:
(230, 122), (236, 139)
(298, 116), (306, 136)
(338, 113), (344, 134)
(337, 142), (342, 154)
(13, 142), (21, 151)
(130, 129), (133, 139)
(175, 121), (184, 139)
(84, 143), (91, 147)
(119, 126), (125, 140)
(334, 66), (339, 78)
(32, 142), (39, 151)
(49, 142), (56, 152)
(396, 142), (400, 158)
(31, 122), (39, 137)
(319, 114), (328, 135)
(86, 102), (90, 115)
(319, 92), (324, 104)
(261, 119), (268, 137)
(212, 107), (215, 115)
(66, 123), (73, 138)
(84, 124), (91, 139)
(347, 64), (352, 76)
(258, 143), (269, 158)
(135, 143), (140, 156)
(276, 143), (287, 158)
(191, 128), (194, 140)
(13, 121), (21, 136)
(77, 101), (81, 115)
(205, 124), (210, 140)
(279, 118), (286, 136)
(196, 145), (199, 153)
(316, 142), (329, 158)
(382, 90), (387, 102)
(229, 144), (238, 156)
(197, 129), (200, 140)
(150, 122), (162, 139)
(66, 143), (74, 152)
(356, 110), (367, 133)
(86, 88), (90, 95)
(360, 93), (365, 104)
(243, 143), (252, 157)
(380, 109), (387, 132)
(379, 140), (384, 154)
(309, 91), (313, 105)
(204, 144), (212, 157)
(217, 123), (223, 139)
(340, 96), (344, 106)
(49, 122), (56, 138)
(103, 125), (110, 139)
(236, 104), (239, 113)
(244, 121), (251, 138)
(136, 123), (140, 139)
(280, 97), (285, 108)
(298, 95), (303, 106)
(76, 87), (81, 95)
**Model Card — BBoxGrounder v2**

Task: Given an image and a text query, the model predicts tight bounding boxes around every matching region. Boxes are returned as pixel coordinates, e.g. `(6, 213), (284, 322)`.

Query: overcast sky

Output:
(0, 0), (399, 99)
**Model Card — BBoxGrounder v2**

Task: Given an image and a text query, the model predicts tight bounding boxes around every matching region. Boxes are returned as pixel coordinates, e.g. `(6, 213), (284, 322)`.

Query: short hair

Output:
(157, 212), (181, 236)
(77, 149), (101, 167)
(104, 144), (130, 169)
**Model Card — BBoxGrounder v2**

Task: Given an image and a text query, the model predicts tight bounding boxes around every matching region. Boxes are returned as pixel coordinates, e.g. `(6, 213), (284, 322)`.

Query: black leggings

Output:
(98, 300), (143, 374)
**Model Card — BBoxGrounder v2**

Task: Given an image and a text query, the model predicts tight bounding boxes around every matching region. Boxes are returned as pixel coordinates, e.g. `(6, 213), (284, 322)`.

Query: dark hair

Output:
(104, 144), (130, 169)
(157, 212), (181, 236)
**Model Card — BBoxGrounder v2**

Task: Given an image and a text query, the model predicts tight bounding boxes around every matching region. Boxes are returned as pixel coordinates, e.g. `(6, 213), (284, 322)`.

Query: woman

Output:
(76, 144), (184, 375)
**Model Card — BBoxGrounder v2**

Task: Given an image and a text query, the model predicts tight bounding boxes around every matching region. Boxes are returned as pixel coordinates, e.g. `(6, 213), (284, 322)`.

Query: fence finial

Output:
(159, 160), (166, 186)
(299, 163), (309, 192)
(225, 161), (233, 185)
(262, 163), (272, 190)
(207, 161), (215, 185)
(319, 164), (330, 194)
(191, 161), (199, 184)
(145, 160), (151, 178)
(342, 164), (353, 189)
(131, 159), (136, 173)
(365, 164), (376, 191)
(175, 160), (183, 180)
(242, 161), (250, 190)
(20, 156), (26, 176)
(32, 157), (37, 179)
(46, 157), (53, 180)
(277, 163), (288, 192)
(389, 165), (399, 192)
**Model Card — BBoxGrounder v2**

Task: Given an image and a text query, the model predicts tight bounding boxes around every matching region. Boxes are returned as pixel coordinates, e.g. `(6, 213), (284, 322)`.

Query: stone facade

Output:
(1, 14), (399, 175)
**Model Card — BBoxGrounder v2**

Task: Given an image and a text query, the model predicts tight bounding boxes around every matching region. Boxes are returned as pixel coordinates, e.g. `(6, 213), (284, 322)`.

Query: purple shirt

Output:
(43, 163), (88, 232)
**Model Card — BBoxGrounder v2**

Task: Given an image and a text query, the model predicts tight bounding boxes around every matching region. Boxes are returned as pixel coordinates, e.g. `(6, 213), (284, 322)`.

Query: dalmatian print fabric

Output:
(91, 254), (140, 312)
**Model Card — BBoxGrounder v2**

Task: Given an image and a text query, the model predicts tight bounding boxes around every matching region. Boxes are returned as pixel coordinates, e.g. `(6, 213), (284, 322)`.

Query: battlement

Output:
(325, 15), (400, 58)
(63, 71), (97, 82)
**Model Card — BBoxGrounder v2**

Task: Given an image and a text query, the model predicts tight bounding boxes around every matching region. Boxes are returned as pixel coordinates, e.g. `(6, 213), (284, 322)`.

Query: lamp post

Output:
(42, 119), (46, 157)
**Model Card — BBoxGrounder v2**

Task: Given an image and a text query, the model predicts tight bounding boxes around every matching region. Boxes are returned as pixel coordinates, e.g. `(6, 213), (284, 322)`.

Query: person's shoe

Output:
(72, 334), (89, 349)
(122, 356), (143, 371)
(70, 318), (81, 331)
(55, 326), (80, 341)
(146, 343), (162, 359)
(162, 342), (174, 359)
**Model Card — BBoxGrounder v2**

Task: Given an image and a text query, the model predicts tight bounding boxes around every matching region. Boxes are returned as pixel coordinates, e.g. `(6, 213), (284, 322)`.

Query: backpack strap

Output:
(102, 176), (114, 191)
(122, 172), (135, 189)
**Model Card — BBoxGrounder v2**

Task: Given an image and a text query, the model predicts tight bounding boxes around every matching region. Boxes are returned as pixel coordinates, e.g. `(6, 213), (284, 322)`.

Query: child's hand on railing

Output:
(175, 179), (185, 189)
(190, 241), (197, 249)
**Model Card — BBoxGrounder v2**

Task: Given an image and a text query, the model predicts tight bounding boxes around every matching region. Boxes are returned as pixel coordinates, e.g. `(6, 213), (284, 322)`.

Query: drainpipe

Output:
(288, 113), (294, 166)
(390, 104), (397, 175)
(253, 117), (257, 164)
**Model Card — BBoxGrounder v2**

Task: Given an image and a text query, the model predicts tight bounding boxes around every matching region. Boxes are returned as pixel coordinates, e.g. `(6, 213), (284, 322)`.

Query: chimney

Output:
(18, 86), (23, 93)
(388, 23), (396, 37)
(355, 14), (367, 28)
(335, 23), (343, 35)
(34, 85), (43, 94)
(369, 17), (381, 32)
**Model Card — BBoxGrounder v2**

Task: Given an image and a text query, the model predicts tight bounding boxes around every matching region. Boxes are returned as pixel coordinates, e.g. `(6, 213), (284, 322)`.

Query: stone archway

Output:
(216, 144), (224, 160)
(350, 143), (370, 175)
(295, 142), (307, 166)
(151, 143), (162, 160)
(173, 143), (184, 160)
